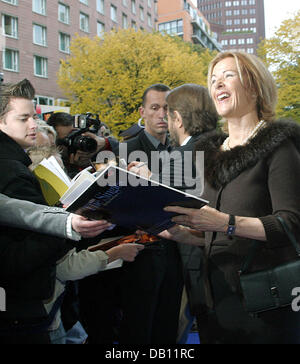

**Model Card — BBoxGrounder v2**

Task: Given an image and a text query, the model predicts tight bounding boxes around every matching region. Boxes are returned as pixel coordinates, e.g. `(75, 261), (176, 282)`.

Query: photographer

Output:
(47, 112), (108, 178)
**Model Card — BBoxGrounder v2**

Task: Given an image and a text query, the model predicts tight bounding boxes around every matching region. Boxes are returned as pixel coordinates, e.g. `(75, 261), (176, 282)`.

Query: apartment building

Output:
(0, 0), (157, 104)
(197, 0), (265, 54)
(157, 0), (221, 51)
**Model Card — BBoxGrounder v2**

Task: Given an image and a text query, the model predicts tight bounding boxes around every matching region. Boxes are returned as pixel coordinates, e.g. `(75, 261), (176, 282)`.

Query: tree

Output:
(258, 11), (300, 122)
(58, 29), (216, 136)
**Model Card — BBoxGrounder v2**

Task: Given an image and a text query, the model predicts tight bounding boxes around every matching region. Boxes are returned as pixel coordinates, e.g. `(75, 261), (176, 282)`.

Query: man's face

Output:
(168, 112), (180, 147)
(140, 90), (168, 139)
(0, 98), (38, 149)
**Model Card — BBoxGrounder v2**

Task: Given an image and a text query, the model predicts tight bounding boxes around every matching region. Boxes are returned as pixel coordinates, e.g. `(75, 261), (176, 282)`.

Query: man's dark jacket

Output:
(0, 131), (72, 329)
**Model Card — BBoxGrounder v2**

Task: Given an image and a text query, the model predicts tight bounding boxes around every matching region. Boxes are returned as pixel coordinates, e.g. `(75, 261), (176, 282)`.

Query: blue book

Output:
(64, 165), (208, 235)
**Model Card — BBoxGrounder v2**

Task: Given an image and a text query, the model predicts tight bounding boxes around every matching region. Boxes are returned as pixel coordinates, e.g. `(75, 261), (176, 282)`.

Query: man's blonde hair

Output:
(208, 51), (277, 123)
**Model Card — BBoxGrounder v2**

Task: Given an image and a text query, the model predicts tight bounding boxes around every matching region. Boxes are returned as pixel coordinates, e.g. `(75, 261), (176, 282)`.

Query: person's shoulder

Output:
(262, 119), (300, 155)
(124, 131), (146, 154)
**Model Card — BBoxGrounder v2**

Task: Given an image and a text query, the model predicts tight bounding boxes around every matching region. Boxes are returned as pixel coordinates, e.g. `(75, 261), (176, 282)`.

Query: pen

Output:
(136, 162), (148, 168)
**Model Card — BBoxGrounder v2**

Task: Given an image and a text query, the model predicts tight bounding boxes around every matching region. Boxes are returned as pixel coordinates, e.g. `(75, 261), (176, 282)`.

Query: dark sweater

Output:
(195, 119), (300, 293)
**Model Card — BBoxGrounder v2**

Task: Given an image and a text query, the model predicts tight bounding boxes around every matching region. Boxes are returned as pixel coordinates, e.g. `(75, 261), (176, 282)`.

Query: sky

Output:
(191, 0), (299, 39)
(264, 0), (299, 38)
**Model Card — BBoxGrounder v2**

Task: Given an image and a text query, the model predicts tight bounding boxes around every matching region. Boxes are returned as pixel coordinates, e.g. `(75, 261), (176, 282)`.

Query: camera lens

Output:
(73, 136), (97, 153)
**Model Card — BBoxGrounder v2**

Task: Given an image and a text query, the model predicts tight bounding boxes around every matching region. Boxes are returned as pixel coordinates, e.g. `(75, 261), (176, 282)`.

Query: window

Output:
(158, 20), (183, 35)
(1, 0), (18, 4)
(225, 1), (232, 7)
(238, 38), (245, 44)
(80, 0), (88, 5)
(96, 0), (104, 14)
(58, 3), (70, 24)
(59, 32), (70, 53)
(233, 10), (240, 15)
(226, 19), (232, 25)
(247, 48), (254, 54)
(250, 18), (256, 24)
(226, 10), (232, 16)
(131, 20), (137, 31)
(241, 0), (247, 4)
(122, 14), (128, 29)
(148, 0), (151, 8)
(35, 95), (54, 105)
(147, 13), (152, 27)
(34, 56), (48, 77)
(233, 1), (239, 5)
(110, 5), (117, 22)
(3, 48), (19, 71)
(122, 0), (128, 6)
(139, 6), (144, 21)
(249, 0), (255, 4)
(221, 39), (228, 45)
(32, 0), (46, 15)
(80, 12), (89, 32)
(33, 24), (47, 46)
(97, 21), (105, 36)
(246, 37), (254, 44)
(229, 39), (236, 45)
(131, 0), (136, 15)
(2, 14), (18, 38)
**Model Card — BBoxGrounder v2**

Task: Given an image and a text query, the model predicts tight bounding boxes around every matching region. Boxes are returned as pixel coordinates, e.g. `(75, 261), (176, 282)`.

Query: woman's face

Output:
(210, 57), (256, 119)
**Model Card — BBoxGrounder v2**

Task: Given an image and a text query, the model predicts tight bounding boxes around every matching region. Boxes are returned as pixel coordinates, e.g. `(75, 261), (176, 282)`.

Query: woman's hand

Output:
(71, 215), (113, 238)
(164, 205), (229, 233)
(159, 225), (205, 246)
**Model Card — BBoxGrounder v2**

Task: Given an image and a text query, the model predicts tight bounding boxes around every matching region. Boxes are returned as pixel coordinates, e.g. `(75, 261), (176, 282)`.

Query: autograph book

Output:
(61, 165), (208, 235)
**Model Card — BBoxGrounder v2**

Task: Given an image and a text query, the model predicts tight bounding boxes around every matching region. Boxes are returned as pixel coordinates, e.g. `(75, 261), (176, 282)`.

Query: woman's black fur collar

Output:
(195, 119), (300, 189)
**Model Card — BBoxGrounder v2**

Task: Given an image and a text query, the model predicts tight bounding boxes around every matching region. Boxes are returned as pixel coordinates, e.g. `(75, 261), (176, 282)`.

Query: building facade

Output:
(157, 0), (221, 51)
(197, 0), (265, 54)
(0, 0), (157, 104)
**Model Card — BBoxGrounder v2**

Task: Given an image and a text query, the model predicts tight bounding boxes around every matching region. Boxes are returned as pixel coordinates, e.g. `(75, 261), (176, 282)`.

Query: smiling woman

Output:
(162, 51), (300, 344)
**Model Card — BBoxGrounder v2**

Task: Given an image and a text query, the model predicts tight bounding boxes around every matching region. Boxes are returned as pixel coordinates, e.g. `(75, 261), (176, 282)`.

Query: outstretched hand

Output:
(71, 214), (113, 238)
(164, 205), (228, 233)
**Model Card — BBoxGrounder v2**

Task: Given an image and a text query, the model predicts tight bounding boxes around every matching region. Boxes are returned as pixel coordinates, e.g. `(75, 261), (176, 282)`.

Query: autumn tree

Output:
(258, 11), (300, 122)
(58, 29), (216, 136)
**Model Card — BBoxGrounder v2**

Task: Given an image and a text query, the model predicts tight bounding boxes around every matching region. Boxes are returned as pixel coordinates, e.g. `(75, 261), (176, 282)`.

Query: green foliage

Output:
(58, 29), (215, 136)
(258, 11), (300, 122)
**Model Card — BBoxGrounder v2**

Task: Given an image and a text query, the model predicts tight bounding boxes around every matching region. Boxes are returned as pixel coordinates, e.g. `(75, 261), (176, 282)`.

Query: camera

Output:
(58, 113), (102, 154)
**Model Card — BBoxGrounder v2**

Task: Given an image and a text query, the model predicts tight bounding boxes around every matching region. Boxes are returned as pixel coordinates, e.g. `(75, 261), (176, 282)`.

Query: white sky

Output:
(264, 0), (299, 38)
(192, 0), (299, 39)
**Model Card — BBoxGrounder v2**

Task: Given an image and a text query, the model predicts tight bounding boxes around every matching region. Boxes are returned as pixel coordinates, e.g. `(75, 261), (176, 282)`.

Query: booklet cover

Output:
(63, 165), (208, 235)
(33, 157), (71, 206)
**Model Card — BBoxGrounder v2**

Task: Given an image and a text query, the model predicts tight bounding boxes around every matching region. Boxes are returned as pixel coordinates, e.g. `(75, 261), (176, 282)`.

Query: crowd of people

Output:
(0, 51), (299, 345)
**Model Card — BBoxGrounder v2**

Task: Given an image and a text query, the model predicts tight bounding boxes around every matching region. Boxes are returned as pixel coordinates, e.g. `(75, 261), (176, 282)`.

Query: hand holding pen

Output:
(127, 161), (152, 179)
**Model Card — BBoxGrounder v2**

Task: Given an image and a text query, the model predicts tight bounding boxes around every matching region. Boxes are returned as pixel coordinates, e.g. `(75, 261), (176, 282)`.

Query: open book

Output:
(33, 157), (96, 206)
(62, 165), (208, 235)
(33, 156), (72, 206)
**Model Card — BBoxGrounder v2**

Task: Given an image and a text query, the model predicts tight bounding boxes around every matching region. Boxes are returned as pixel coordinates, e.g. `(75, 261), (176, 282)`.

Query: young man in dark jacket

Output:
(0, 79), (74, 344)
